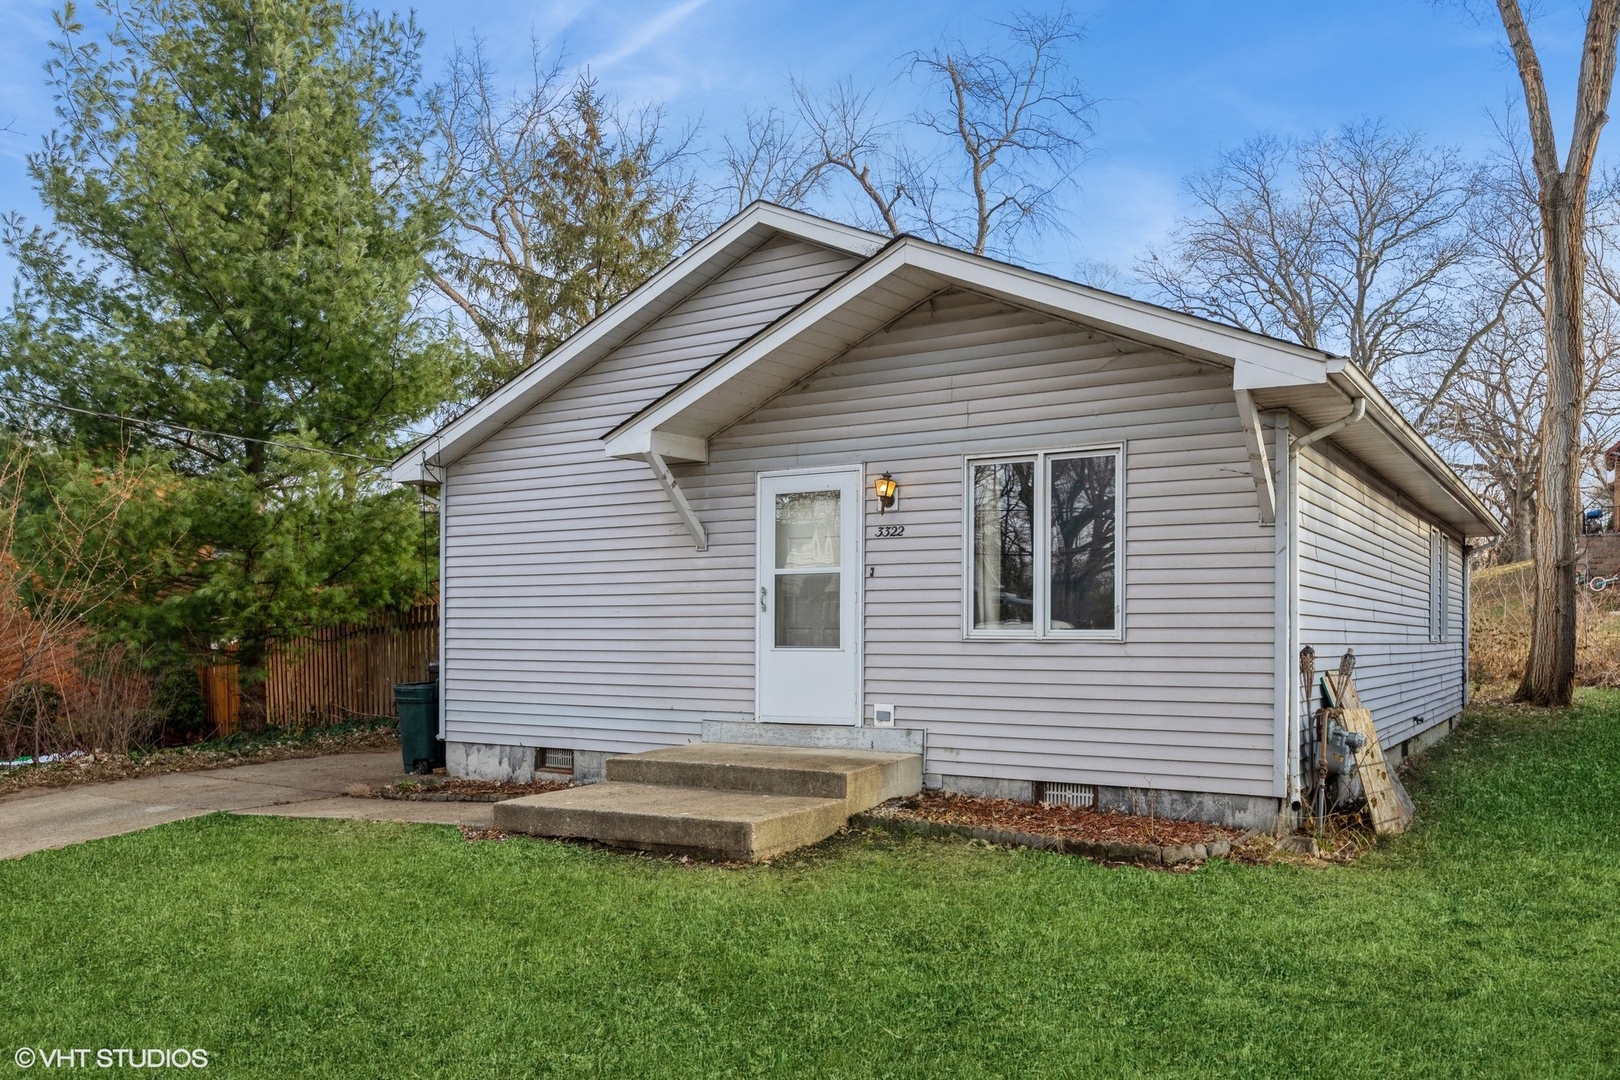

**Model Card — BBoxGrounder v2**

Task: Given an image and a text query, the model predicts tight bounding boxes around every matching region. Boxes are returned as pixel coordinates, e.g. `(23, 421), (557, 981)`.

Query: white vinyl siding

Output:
(1297, 442), (1466, 749)
(440, 235), (861, 752)
(688, 291), (1278, 797)
(445, 286), (1278, 795)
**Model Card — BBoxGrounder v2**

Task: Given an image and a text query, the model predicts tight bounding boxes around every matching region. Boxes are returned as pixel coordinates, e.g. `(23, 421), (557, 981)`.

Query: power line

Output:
(0, 392), (394, 465)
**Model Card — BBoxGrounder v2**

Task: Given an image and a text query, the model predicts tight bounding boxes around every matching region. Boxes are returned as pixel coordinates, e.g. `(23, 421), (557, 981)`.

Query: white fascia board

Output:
(387, 203), (884, 479)
(390, 447), (433, 486)
(742, 203), (888, 258)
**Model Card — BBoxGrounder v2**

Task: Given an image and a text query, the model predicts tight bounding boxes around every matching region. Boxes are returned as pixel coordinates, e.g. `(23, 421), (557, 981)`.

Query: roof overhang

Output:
(603, 237), (1500, 540)
(604, 238), (1338, 458)
(388, 202), (885, 485)
(1249, 367), (1503, 539)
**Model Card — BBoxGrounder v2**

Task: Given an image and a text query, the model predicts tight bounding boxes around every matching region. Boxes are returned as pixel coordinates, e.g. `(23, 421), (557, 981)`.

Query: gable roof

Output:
(389, 202), (885, 485)
(393, 203), (1500, 539)
(602, 237), (1341, 459)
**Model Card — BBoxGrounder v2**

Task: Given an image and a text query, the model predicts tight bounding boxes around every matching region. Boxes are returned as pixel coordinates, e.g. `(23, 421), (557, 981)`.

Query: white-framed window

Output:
(964, 446), (1123, 640)
(1429, 527), (1450, 642)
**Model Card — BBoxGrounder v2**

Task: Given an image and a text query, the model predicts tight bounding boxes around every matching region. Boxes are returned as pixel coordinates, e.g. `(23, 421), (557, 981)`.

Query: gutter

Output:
(1332, 366), (1503, 536)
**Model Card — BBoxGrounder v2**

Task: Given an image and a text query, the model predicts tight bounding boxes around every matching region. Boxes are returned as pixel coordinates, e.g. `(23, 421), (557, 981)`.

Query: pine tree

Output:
(428, 54), (698, 396)
(1, 0), (460, 725)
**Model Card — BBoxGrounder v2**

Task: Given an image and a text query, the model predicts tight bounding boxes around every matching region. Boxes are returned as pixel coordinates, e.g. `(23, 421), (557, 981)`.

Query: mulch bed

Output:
(857, 792), (1252, 868)
(870, 792), (1243, 847)
(351, 777), (572, 802)
(0, 725), (400, 797)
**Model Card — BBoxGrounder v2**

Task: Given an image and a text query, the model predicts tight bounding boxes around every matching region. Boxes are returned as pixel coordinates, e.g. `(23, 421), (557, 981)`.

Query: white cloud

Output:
(589, 0), (711, 70)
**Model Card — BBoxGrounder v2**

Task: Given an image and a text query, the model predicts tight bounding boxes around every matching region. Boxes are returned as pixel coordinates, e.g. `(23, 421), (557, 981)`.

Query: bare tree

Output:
(1138, 122), (1476, 378)
(1413, 125), (1543, 429)
(1415, 309), (1545, 563)
(789, 77), (925, 236)
(1495, 0), (1620, 706)
(425, 42), (701, 398)
(721, 107), (830, 213)
(910, 9), (1093, 255)
(1390, 125), (1620, 569)
(727, 10), (1093, 258)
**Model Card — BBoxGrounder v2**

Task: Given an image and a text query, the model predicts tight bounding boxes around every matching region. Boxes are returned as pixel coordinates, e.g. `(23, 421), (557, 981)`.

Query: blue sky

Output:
(0, 0), (1602, 285)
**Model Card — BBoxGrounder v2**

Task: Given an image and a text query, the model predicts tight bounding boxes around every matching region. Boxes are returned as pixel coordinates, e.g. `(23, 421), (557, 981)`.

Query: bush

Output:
(153, 663), (210, 746)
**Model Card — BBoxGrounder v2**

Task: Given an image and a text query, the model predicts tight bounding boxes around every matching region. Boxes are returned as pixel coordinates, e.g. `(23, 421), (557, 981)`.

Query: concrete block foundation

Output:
(447, 741), (537, 783)
(929, 772), (1283, 831)
(447, 742), (611, 785)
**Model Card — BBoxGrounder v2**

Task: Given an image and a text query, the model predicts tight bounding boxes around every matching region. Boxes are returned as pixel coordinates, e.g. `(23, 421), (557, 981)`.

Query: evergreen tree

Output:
(1, 0), (459, 725)
(428, 50), (698, 396)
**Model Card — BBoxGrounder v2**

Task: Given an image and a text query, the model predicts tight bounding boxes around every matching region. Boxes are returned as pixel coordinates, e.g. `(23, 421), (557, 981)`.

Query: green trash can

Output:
(395, 681), (443, 774)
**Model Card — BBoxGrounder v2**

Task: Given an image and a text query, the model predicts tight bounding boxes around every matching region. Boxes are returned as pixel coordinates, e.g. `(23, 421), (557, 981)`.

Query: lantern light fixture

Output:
(874, 472), (897, 513)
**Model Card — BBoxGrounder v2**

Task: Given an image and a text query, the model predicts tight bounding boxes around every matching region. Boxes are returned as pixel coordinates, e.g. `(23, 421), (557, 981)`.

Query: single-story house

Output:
(393, 203), (1500, 829)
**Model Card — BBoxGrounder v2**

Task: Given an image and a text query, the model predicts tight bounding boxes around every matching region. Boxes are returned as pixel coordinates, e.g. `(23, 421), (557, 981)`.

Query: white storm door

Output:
(756, 468), (862, 724)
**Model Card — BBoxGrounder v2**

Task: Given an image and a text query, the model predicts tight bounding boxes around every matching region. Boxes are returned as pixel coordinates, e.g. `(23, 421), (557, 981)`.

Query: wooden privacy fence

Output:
(200, 602), (438, 734)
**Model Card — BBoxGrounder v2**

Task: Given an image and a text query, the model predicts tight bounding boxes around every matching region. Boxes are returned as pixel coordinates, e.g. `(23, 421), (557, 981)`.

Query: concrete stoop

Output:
(492, 742), (923, 861)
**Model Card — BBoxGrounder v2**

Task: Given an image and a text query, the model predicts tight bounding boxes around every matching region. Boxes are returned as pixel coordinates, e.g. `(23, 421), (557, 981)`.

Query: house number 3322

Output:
(873, 525), (905, 538)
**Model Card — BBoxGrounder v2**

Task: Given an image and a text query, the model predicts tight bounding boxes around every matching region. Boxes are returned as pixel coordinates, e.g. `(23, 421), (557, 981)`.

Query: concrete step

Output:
(605, 742), (921, 813)
(492, 782), (849, 862)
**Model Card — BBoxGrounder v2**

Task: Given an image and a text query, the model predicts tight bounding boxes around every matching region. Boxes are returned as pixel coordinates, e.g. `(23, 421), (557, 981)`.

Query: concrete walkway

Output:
(0, 751), (493, 860)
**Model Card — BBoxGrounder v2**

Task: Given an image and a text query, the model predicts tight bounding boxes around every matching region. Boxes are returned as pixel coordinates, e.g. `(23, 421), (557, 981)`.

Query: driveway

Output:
(0, 751), (493, 859)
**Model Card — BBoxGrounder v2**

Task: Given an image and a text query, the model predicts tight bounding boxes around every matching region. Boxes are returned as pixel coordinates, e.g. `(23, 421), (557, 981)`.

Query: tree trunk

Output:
(1517, 189), (1586, 706)
(235, 635), (269, 733)
(1509, 485), (1536, 565)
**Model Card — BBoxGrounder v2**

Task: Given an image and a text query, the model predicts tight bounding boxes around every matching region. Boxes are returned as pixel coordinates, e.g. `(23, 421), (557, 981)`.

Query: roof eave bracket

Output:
(644, 450), (708, 551)
(1234, 389), (1277, 526)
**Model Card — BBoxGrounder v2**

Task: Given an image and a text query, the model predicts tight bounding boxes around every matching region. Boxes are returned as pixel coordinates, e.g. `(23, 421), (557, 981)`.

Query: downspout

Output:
(1281, 396), (1367, 816)
(1293, 397), (1366, 452)
(426, 452), (448, 741)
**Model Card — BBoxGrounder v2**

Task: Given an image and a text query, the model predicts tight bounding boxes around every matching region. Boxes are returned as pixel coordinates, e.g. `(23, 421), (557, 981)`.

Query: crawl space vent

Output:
(535, 748), (574, 773)
(1037, 782), (1097, 809)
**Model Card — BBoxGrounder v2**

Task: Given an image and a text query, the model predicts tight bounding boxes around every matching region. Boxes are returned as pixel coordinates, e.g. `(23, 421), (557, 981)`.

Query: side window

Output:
(1430, 528), (1449, 642)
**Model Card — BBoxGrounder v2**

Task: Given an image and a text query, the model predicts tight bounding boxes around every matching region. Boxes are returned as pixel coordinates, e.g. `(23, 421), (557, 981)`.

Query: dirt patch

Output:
(868, 792), (1243, 848)
(0, 724), (400, 796)
(351, 777), (572, 802)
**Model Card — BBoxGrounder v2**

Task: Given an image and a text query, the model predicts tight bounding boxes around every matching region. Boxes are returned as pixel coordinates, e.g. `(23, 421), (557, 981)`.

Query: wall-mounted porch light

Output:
(874, 472), (897, 513)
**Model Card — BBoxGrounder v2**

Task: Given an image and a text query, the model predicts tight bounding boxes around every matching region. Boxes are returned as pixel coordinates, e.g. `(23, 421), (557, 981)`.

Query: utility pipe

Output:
(1294, 397), (1366, 451)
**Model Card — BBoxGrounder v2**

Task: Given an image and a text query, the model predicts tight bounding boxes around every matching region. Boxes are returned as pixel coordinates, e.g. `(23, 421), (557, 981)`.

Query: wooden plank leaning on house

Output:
(1322, 671), (1415, 835)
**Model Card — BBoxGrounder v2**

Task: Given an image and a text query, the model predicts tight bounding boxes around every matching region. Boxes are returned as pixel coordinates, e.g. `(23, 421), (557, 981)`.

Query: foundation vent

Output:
(535, 748), (575, 774)
(1036, 782), (1097, 809)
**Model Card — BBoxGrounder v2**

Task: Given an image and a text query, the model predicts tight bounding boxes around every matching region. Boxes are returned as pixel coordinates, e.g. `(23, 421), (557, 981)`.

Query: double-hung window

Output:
(966, 447), (1122, 639)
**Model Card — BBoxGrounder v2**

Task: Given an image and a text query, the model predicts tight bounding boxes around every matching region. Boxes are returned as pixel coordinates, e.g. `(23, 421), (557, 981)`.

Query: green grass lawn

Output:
(4, 697), (1619, 1078)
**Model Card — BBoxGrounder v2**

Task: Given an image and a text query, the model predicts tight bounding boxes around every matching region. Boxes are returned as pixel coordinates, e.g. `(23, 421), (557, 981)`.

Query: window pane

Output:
(775, 572), (840, 647)
(1049, 455), (1117, 631)
(775, 491), (840, 569)
(972, 461), (1035, 630)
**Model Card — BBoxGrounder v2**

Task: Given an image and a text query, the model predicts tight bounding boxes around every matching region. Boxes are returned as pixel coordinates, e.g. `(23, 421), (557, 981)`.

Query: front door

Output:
(756, 467), (861, 724)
